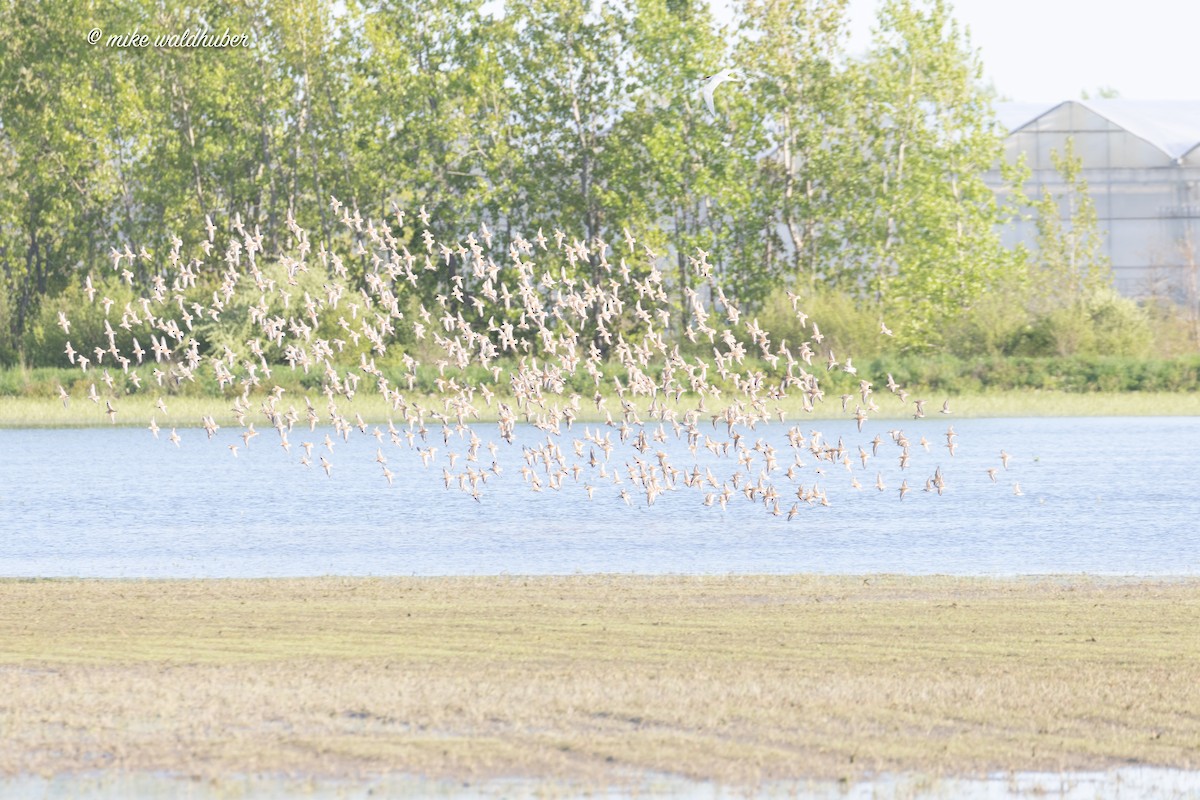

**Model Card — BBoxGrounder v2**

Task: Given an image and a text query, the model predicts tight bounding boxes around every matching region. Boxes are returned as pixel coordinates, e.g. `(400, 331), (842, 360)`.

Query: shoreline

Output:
(5, 571), (1200, 581)
(3, 389), (1200, 428)
(2, 574), (1197, 786)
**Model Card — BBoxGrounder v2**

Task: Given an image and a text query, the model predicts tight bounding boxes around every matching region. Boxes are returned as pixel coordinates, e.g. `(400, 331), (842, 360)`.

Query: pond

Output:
(2, 417), (1198, 577)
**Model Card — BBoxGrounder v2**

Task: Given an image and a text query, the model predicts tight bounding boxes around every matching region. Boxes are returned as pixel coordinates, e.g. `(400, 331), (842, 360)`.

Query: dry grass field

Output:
(0, 575), (1197, 789)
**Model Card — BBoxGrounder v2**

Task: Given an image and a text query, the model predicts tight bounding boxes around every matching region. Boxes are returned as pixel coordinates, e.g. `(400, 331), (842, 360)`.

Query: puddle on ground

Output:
(5, 766), (1199, 799)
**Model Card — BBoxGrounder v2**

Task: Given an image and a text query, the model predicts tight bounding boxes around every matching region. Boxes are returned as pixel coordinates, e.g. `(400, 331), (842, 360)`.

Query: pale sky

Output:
(841, 0), (1200, 102)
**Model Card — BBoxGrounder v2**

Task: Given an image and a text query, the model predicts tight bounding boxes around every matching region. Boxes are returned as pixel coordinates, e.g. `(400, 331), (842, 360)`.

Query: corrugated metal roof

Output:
(996, 100), (1200, 160)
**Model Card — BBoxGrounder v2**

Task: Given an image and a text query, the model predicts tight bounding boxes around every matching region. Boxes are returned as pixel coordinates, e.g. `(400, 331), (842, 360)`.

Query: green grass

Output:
(4, 355), (1200, 429)
(1, 575), (1197, 785)
(3, 388), (1200, 428)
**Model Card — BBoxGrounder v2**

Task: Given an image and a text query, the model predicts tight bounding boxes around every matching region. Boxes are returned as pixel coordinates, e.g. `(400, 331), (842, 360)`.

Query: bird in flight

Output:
(57, 192), (1025, 518)
(699, 68), (744, 117)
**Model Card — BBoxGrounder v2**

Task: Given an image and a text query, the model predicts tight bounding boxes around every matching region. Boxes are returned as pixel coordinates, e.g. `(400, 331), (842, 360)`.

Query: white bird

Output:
(699, 68), (743, 117)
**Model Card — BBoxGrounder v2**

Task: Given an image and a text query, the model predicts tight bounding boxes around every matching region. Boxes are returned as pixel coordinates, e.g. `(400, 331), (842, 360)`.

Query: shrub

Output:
(947, 277), (1034, 358)
(0, 288), (17, 368)
(21, 278), (140, 369)
(1086, 288), (1152, 358)
(756, 286), (883, 360)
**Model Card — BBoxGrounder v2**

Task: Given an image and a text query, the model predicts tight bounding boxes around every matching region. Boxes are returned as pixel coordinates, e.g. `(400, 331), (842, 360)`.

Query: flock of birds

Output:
(52, 197), (1022, 519)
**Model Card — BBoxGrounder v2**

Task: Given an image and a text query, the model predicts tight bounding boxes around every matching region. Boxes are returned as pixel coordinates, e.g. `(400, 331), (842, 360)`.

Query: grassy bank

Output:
(3, 388), (1199, 428)
(1, 575), (1197, 786)
(3, 355), (1200, 428)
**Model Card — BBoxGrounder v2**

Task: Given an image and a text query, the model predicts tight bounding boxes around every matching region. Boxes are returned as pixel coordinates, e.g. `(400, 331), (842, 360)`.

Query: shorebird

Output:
(52, 200), (1029, 522)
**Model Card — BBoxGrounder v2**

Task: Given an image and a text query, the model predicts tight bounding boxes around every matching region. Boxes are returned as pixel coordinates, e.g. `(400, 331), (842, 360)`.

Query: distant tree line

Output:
(0, 0), (1181, 368)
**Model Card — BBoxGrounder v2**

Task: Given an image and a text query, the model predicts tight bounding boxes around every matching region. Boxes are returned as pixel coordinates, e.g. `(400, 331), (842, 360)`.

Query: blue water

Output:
(1, 417), (1197, 577)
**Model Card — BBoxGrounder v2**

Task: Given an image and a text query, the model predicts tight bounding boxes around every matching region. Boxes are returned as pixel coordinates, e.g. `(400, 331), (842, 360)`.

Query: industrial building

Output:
(991, 99), (1200, 301)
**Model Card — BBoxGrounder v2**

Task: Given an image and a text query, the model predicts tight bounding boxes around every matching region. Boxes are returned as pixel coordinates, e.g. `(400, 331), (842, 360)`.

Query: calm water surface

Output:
(1, 417), (1197, 577)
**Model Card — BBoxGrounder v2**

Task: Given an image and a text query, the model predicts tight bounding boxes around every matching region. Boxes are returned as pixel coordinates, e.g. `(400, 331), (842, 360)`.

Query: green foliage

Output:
(757, 286), (883, 359)
(985, 136), (1159, 359)
(942, 273), (1032, 358)
(353, 0), (514, 277)
(4, 353), (1197, 399)
(620, 0), (758, 321)
(501, 0), (629, 250)
(1143, 298), (1200, 357)
(1, 0), (1192, 374)
(735, 0), (860, 291)
(1032, 137), (1112, 310)
(864, 353), (1200, 394)
(21, 277), (139, 370)
(0, 0), (121, 346)
(856, 0), (1020, 349)
(1012, 290), (1151, 359)
(0, 287), (17, 366)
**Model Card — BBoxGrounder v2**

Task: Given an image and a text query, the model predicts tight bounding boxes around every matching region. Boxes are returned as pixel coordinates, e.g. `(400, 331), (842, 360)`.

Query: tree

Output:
(0, 0), (120, 357)
(354, 0), (514, 227)
(857, 0), (1018, 348)
(502, 0), (630, 260)
(1031, 138), (1111, 306)
(1023, 137), (1151, 357)
(617, 0), (749, 329)
(736, 0), (862, 291)
(1080, 86), (1120, 100)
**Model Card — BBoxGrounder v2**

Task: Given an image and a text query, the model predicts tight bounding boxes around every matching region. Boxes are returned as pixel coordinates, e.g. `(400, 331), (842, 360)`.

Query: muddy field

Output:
(1, 575), (1197, 788)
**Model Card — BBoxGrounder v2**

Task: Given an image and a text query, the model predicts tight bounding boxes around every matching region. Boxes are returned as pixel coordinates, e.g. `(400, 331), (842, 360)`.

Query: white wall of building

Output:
(990, 100), (1200, 301)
